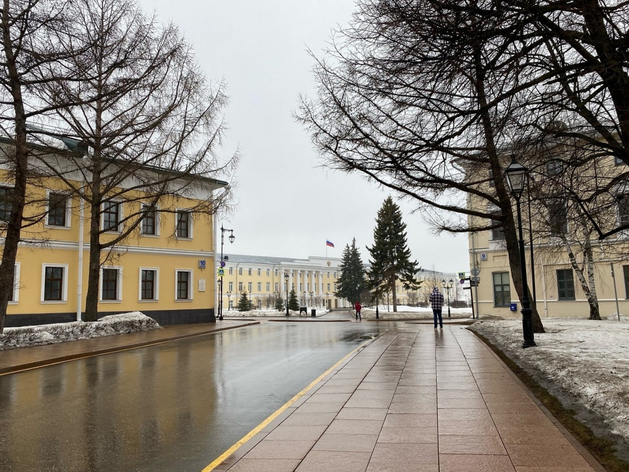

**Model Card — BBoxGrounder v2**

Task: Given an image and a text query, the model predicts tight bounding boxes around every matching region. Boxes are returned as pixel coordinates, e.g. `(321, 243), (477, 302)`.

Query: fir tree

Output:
(367, 197), (421, 312)
(274, 296), (284, 311)
(288, 287), (300, 311)
(336, 238), (366, 304)
(238, 292), (252, 312)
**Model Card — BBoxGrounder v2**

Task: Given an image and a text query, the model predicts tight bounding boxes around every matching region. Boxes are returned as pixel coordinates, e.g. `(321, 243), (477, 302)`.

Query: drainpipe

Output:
(76, 199), (84, 321)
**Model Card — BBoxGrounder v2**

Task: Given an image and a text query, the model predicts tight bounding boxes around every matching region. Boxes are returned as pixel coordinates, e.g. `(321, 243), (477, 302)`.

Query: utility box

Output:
(510, 303), (517, 312)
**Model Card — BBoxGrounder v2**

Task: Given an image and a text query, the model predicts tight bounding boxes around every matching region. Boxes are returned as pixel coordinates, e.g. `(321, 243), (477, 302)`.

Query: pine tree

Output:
(275, 296), (284, 311)
(367, 197), (421, 312)
(336, 238), (366, 304)
(288, 287), (300, 311)
(238, 292), (252, 312)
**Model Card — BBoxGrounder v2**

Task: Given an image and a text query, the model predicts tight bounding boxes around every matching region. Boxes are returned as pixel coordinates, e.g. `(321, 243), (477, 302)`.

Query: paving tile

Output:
(327, 419), (384, 435)
(226, 458), (301, 472)
(505, 444), (593, 468)
(439, 434), (507, 455)
(514, 467), (596, 472)
(392, 393), (437, 404)
(438, 397), (486, 409)
(486, 402), (543, 414)
(296, 450), (371, 472)
(246, 439), (316, 459)
(313, 432), (378, 452)
(264, 424), (327, 441)
(307, 393), (351, 403)
(394, 385), (437, 395)
(281, 412), (337, 426)
(482, 393), (534, 403)
(491, 413), (555, 429)
(495, 425), (571, 446)
(337, 407), (389, 421)
(438, 418), (499, 436)
(296, 401), (345, 414)
(438, 389), (483, 400)
(439, 454), (516, 472)
(377, 426), (437, 444)
(389, 401), (437, 414)
(357, 381), (399, 390)
(367, 443), (438, 472)
(398, 377), (436, 386)
(345, 397), (393, 409)
(316, 384), (359, 394)
(438, 408), (492, 421)
(383, 413), (437, 428)
(351, 389), (396, 400)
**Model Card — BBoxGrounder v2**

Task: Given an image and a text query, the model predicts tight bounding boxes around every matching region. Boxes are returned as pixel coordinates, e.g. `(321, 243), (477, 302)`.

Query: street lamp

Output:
(284, 271), (290, 316)
(226, 291), (232, 311)
(310, 291), (314, 307)
(370, 273), (380, 319)
(441, 278), (453, 318)
(505, 159), (536, 348)
(218, 225), (235, 321)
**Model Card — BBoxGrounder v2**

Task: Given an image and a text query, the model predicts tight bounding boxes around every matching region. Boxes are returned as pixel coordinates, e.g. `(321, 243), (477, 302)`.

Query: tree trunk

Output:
(391, 277), (398, 312)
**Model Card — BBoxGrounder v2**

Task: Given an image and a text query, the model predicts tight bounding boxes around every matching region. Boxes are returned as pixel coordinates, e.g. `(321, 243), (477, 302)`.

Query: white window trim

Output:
(100, 266), (123, 302)
(45, 190), (72, 229)
(175, 269), (194, 301)
(101, 200), (123, 233)
(138, 267), (160, 302)
(41, 264), (69, 304)
(8, 262), (20, 304)
(140, 203), (160, 237)
(175, 209), (193, 240)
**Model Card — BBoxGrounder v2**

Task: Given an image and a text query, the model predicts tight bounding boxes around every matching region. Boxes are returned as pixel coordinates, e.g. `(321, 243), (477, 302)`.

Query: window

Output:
(140, 269), (158, 301)
(618, 194), (629, 226)
(488, 168), (495, 188)
(492, 272), (510, 307)
(101, 268), (120, 301)
(238, 268), (242, 276)
(228, 281), (233, 292)
(623, 266), (629, 299)
(176, 211), (191, 238)
(488, 206), (505, 241)
(0, 186), (12, 223)
(248, 282), (253, 293)
(238, 282), (243, 292)
(141, 204), (157, 235)
(548, 199), (568, 236)
(257, 269), (261, 276)
(266, 282), (270, 292)
(176, 270), (192, 300)
(257, 282), (262, 292)
(274, 282), (279, 292)
(229, 267), (233, 275)
(47, 193), (69, 227)
(266, 269), (270, 276)
(615, 156), (626, 166)
(327, 283), (331, 291)
(557, 269), (575, 300)
(42, 265), (67, 302)
(275, 269), (278, 276)
(7, 263), (19, 303)
(248, 268), (252, 276)
(102, 201), (121, 232)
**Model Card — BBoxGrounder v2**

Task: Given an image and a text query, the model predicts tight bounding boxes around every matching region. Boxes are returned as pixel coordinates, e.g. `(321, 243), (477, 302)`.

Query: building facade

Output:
(2, 141), (226, 327)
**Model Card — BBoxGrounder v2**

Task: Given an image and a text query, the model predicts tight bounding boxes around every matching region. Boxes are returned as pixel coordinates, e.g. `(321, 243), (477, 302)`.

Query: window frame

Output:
(100, 266), (122, 302)
(7, 262), (20, 304)
(623, 265), (629, 300)
(175, 269), (193, 301)
(175, 210), (193, 239)
(0, 185), (13, 224)
(547, 198), (568, 237)
(139, 267), (159, 301)
(617, 194), (629, 227)
(557, 269), (575, 300)
(488, 205), (505, 241)
(46, 191), (71, 228)
(492, 272), (511, 307)
(41, 264), (68, 303)
(101, 200), (122, 233)
(140, 204), (159, 236)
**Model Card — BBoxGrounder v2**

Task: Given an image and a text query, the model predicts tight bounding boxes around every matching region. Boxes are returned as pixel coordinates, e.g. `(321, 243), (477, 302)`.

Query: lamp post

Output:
(284, 271), (290, 316)
(218, 225), (235, 321)
(310, 291), (314, 307)
(370, 273), (380, 319)
(442, 279), (453, 318)
(226, 291), (232, 311)
(504, 159), (536, 348)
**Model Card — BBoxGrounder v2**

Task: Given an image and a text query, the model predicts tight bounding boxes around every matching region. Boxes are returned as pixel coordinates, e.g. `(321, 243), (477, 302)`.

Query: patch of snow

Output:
(0, 312), (161, 351)
(469, 318), (629, 445)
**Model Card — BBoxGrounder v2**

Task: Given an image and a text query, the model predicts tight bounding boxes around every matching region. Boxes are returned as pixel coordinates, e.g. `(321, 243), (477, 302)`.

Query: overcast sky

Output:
(137, 0), (469, 274)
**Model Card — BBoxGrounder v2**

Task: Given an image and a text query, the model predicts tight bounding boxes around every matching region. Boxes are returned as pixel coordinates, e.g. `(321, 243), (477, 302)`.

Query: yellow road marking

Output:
(201, 339), (371, 471)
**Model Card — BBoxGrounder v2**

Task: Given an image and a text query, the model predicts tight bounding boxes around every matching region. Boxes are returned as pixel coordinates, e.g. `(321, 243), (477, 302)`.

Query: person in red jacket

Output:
(354, 301), (362, 321)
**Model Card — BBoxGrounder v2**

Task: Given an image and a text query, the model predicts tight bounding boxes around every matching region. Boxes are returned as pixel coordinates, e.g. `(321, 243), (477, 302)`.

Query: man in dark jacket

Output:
(429, 287), (444, 329)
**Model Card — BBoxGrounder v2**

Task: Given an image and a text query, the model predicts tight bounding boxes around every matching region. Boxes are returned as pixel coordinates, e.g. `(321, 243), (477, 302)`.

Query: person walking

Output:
(354, 301), (362, 321)
(429, 287), (444, 329)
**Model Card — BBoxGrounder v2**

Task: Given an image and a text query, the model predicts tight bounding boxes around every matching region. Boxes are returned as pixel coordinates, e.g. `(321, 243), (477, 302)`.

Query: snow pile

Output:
(0, 312), (161, 351)
(224, 308), (327, 317)
(469, 319), (629, 444)
(362, 305), (473, 320)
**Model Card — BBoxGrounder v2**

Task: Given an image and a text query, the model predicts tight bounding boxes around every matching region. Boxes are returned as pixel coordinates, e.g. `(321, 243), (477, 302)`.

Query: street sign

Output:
(217, 268), (225, 277)
(220, 260), (226, 268)
(471, 268), (480, 276)
(458, 272), (466, 279)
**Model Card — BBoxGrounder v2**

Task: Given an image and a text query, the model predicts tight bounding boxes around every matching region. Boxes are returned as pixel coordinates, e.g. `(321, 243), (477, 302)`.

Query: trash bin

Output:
(510, 303), (517, 312)
(311, 309), (316, 317)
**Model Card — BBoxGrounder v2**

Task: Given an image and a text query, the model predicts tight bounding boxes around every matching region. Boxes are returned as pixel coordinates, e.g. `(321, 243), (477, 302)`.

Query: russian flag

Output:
(326, 240), (335, 248)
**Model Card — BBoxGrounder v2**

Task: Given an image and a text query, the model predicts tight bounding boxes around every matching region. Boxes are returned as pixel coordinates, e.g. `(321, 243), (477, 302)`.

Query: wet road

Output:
(0, 317), (395, 472)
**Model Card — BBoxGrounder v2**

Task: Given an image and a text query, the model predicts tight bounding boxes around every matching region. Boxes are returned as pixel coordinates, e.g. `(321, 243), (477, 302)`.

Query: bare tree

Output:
(30, 0), (236, 321)
(297, 0), (546, 331)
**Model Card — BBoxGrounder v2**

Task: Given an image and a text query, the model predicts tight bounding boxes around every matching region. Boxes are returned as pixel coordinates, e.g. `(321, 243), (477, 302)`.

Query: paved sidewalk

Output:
(211, 324), (604, 472)
(0, 320), (259, 375)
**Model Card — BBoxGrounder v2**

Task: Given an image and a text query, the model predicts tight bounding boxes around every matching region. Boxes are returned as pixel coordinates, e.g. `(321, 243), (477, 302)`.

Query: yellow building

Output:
(1, 139), (226, 327)
(219, 255), (345, 311)
(467, 151), (629, 319)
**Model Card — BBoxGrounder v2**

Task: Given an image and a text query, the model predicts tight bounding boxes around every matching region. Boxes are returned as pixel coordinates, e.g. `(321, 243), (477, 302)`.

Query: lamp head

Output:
(229, 232), (235, 244)
(504, 158), (528, 198)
